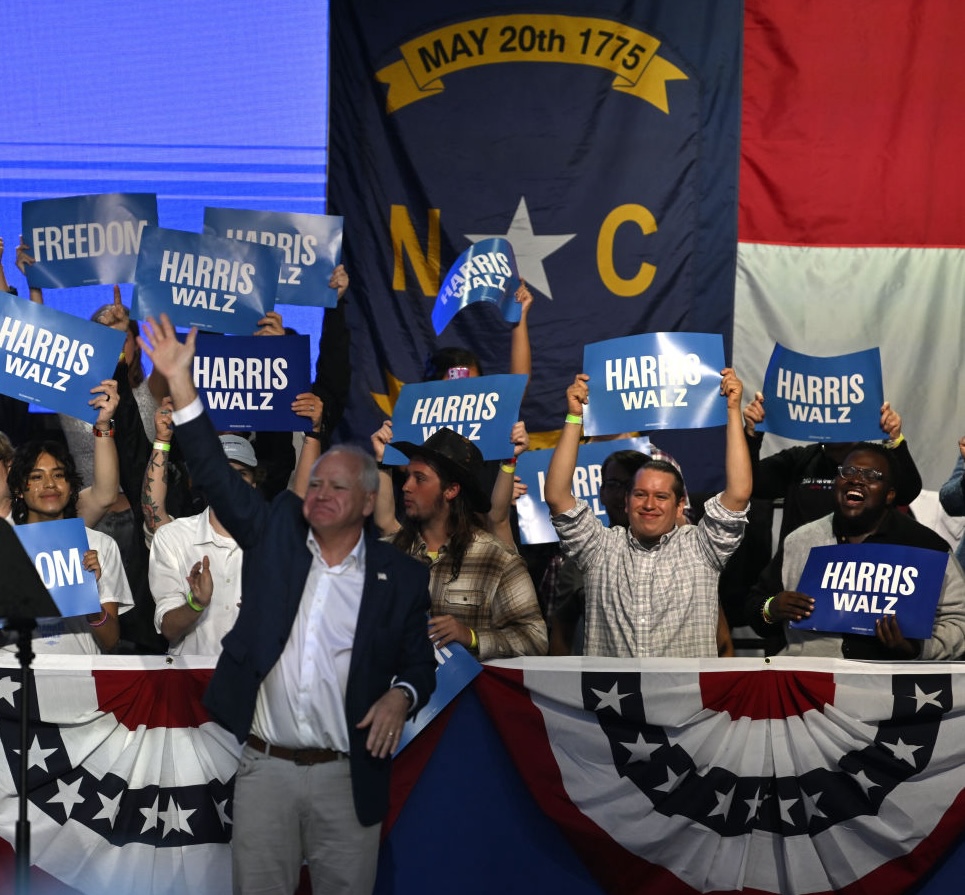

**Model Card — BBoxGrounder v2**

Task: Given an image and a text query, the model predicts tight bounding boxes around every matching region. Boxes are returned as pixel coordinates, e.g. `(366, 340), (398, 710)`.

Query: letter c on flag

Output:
(597, 204), (657, 297)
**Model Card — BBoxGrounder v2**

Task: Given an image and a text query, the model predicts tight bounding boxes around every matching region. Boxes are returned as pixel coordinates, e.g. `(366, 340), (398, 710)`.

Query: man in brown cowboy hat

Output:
(374, 426), (547, 659)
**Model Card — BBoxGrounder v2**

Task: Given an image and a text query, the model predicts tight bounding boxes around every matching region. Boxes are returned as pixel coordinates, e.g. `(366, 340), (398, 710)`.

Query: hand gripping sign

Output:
(581, 332), (727, 436)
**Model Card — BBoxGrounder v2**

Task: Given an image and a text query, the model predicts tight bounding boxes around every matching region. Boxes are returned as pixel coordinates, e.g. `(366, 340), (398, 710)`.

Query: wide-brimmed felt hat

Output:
(392, 427), (491, 513)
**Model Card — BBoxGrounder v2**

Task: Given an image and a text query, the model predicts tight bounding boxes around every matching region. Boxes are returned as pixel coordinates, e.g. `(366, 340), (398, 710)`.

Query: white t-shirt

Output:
(6, 526), (134, 655)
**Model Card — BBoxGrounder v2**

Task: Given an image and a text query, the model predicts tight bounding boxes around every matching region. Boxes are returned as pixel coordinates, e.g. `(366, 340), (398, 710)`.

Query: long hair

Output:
(394, 460), (487, 581)
(8, 440), (83, 524)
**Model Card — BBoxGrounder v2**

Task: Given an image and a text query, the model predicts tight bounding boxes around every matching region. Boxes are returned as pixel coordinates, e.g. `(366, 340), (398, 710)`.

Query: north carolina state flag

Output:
(736, 0), (965, 492)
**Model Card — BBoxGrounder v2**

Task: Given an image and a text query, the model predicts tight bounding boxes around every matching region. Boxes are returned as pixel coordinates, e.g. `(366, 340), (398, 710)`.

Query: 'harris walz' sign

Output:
(790, 543), (948, 639)
(381, 374), (528, 463)
(204, 207), (343, 308)
(133, 227), (282, 334)
(757, 344), (884, 443)
(0, 292), (125, 422)
(193, 333), (312, 431)
(582, 332), (727, 435)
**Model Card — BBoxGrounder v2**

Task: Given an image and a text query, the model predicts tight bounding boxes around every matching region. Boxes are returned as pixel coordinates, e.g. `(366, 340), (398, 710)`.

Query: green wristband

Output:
(564, 413), (583, 426)
(185, 590), (205, 612)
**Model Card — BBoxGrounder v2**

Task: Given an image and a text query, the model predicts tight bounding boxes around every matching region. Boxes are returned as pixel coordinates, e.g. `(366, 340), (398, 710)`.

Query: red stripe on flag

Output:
(741, 0), (965, 246)
(699, 669), (836, 720)
(92, 668), (214, 729)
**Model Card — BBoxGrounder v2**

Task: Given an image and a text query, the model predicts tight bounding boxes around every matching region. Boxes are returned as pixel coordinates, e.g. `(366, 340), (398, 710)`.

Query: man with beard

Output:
(374, 427), (547, 659)
(746, 442), (965, 659)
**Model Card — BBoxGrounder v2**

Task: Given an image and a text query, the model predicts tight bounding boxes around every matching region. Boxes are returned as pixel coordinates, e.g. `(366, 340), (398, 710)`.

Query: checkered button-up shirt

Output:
(395, 529), (548, 660)
(551, 495), (746, 658)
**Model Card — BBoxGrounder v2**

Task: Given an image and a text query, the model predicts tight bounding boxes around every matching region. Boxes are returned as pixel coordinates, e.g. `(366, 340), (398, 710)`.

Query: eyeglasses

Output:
(601, 478), (631, 492)
(837, 465), (886, 484)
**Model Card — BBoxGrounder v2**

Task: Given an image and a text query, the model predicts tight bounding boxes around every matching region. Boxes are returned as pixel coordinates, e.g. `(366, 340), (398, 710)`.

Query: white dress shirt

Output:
(251, 532), (366, 752)
(149, 507), (243, 656)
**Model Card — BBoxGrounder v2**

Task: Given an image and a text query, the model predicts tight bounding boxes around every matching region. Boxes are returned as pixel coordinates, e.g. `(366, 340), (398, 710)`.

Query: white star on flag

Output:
(884, 737), (922, 766)
(140, 795), (160, 834)
(215, 798), (233, 829)
(591, 682), (629, 715)
(92, 790), (123, 828)
(0, 675), (20, 707)
(778, 796), (799, 825)
(801, 789), (826, 821)
(653, 766), (688, 793)
(620, 733), (662, 763)
(912, 685), (943, 712)
(159, 796), (196, 838)
(47, 777), (86, 820)
(708, 785), (735, 820)
(14, 735), (57, 772)
(465, 196), (575, 299)
(744, 787), (763, 822)
(850, 768), (880, 795)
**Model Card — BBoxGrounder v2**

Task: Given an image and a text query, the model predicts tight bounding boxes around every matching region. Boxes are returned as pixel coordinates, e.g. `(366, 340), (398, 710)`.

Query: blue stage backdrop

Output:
(0, 1), (330, 379)
(329, 0), (742, 491)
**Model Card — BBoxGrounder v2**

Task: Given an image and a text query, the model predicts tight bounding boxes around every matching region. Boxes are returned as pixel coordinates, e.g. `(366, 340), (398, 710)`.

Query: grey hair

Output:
(321, 444), (380, 493)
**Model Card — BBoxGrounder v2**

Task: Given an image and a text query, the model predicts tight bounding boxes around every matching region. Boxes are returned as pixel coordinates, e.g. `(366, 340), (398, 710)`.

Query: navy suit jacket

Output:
(176, 409), (435, 826)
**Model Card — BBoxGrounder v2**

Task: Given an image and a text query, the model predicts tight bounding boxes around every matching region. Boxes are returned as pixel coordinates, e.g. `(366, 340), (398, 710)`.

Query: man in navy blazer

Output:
(140, 314), (435, 895)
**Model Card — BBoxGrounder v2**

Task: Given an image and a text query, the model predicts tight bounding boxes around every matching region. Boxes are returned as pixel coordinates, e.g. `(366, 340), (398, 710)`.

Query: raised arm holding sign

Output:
(544, 367), (751, 658)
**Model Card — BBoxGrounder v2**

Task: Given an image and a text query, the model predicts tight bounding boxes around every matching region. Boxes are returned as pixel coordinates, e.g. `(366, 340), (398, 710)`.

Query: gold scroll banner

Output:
(376, 15), (688, 114)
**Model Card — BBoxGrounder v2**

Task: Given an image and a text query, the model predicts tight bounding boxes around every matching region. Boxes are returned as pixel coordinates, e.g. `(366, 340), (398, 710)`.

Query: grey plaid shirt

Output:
(552, 495), (747, 657)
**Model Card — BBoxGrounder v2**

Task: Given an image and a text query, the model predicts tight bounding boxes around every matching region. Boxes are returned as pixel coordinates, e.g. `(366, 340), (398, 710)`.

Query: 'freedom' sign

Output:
(204, 207), (344, 308)
(193, 333), (312, 432)
(21, 192), (158, 288)
(0, 292), (125, 422)
(756, 343), (884, 443)
(381, 373), (528, 463)
(790, 542), (948, 639)
(14, 518), (101, 618)
(582, 332), (727, 436)
(132, 227), (282, 334)
(515, 437), (652, 545)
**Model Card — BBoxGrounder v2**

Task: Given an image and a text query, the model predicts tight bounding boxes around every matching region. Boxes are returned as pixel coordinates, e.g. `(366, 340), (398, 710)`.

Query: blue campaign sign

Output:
(515, 437), (652, 545)
(757, 344), (884, 443)
(132, 226), (281, 334)
(790, 542), (949, 639)
(203, 207), (343, 308)
(382, 373), (528, 463)
(14, 519), (101, 618)
(394, 640), (481, 756)
(431, 237), (522, 335)
(193, 333), (312, 432)
(21, 193), (158, 289)
(0, 292), (125, 422)
(582, 332), (727, 436)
